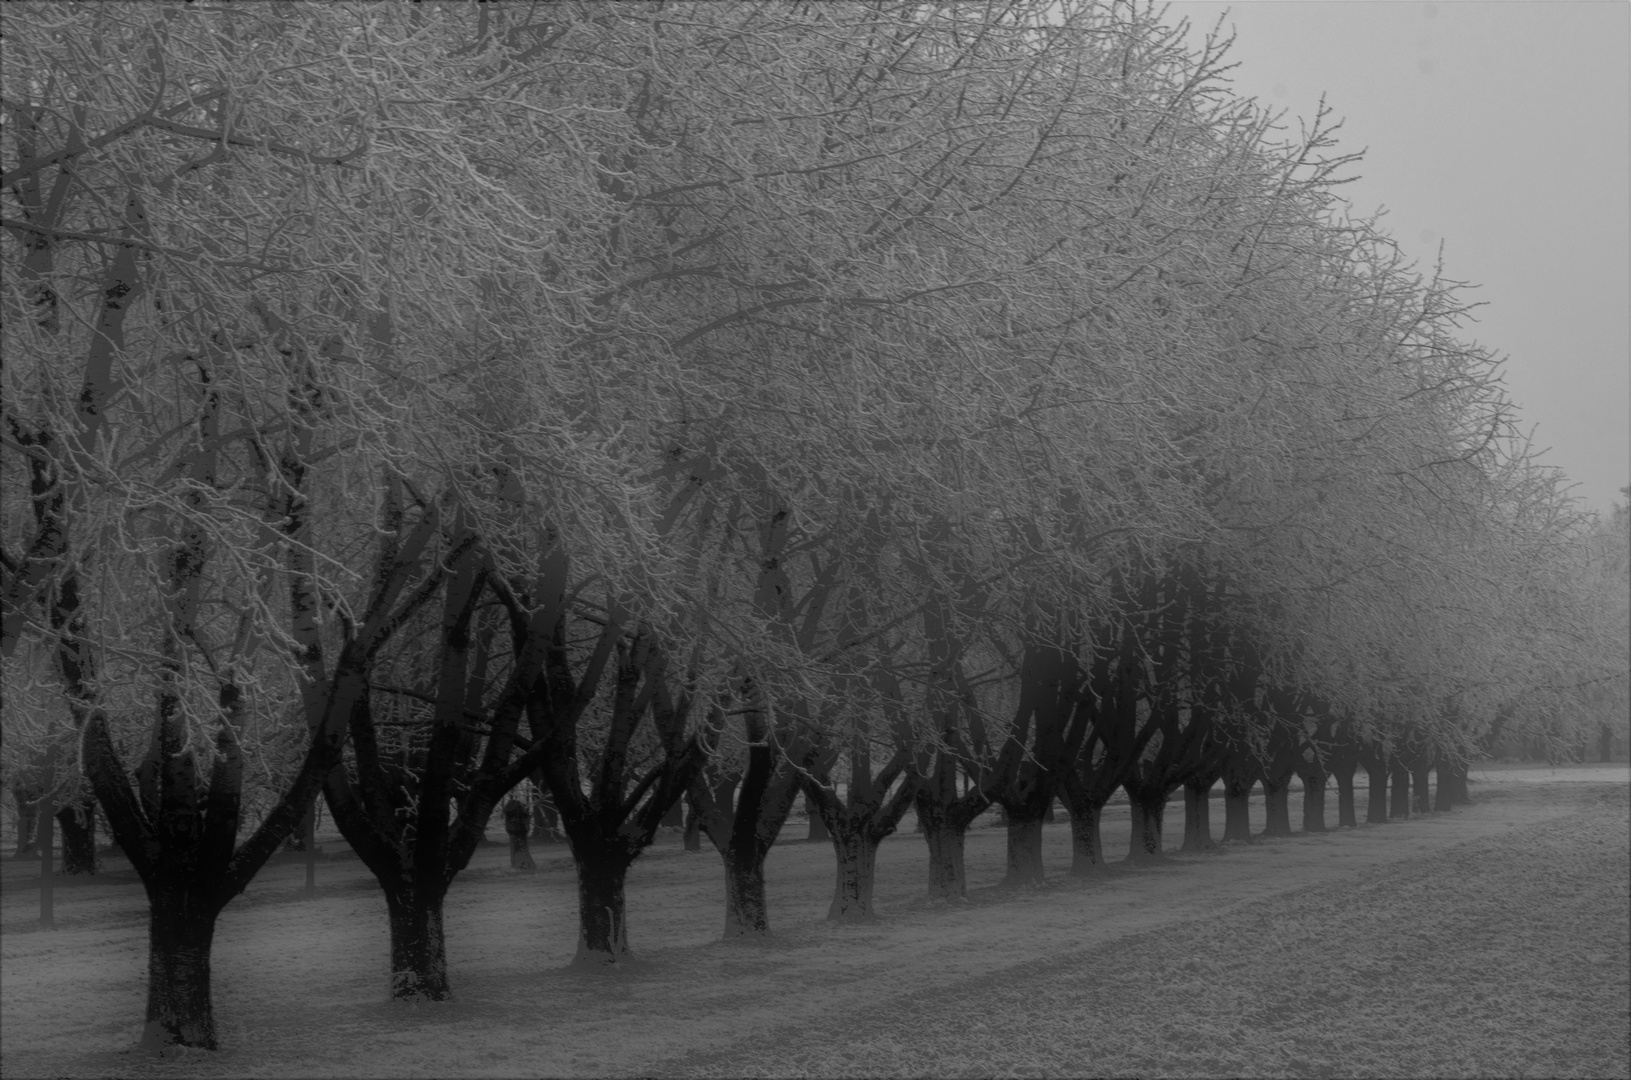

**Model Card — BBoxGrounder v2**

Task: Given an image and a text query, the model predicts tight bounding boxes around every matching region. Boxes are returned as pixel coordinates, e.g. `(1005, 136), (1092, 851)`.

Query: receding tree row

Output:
(2, 1), (1625, 1052)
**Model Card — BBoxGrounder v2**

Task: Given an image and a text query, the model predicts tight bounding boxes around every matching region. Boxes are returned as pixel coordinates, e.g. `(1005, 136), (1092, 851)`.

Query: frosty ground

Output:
(1, 765), (1626, 1079)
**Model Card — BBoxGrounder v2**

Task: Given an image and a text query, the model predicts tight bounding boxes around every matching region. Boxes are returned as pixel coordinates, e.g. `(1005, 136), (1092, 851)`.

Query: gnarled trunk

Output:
(572, 849), (634, 965)
(1181, 778), (1215, 852)
(141, 904), (220, 1051)
(385, 889), (451, 999)
(912, 766), (987, 900)
(722, 849), (769, 935)
(826, 827), (881, 921)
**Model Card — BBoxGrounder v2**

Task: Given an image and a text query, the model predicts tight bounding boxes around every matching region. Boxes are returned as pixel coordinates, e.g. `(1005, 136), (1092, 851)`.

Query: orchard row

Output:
(3, 1), (1624, 1054)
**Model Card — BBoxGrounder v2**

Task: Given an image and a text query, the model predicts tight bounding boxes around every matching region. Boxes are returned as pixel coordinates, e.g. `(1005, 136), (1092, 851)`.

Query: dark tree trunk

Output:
(1067, 800), (1107, 873)
(1389, 763), (1411, 819)
(1222, 772), (1254, 843)
(1002, 814), (1046, 886)
(826, 827), (882, 921)
(141, 903), (221, 1051)
(56, 797), (97, 874)
(572, 849), (634, 965)
(504, 801), (535, 872)
(1059, 749), (1129, 875)
(13, 787), (41, 858)
(721, 849), (769, 935)
(805, 793), (830, 843)
(913, 754), (990, 899)
(385, 889), (451, 1000)
(1410, 760), (1433, 815)
(1332, 758), (1359, 827)
(921, 820), (967, 899)
(1126, 792), (1166, 861)
(1181, 777), (1216, 852)
(1363, 757), (1388, 823)
(1260, 773), (1294, 837)
(1300, 769), (1328, 833)
(1436, 757), (1471, 806)
(1600, 723), (1615, 763)
(1434, 756), (1455, 810)
(691, 737), (809, 937)
(682, 799), (703, 852)
(804, 752), (917, 921)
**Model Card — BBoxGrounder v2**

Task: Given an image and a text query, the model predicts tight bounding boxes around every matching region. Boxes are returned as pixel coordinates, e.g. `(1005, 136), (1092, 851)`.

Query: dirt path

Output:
(655, 782), (1631, 1079)
(1, 772), (1626, 1078)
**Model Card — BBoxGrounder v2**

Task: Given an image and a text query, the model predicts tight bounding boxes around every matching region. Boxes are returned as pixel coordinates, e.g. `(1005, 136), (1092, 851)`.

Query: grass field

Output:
(1, 766), (1627, 1079)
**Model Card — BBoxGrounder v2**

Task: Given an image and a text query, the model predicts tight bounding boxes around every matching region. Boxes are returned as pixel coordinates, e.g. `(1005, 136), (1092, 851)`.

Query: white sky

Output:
(1164, 1), (1630, 515)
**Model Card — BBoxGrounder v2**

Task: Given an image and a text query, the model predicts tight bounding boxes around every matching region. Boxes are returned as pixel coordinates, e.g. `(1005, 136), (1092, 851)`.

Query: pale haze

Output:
(1166, 1), (1631, 514)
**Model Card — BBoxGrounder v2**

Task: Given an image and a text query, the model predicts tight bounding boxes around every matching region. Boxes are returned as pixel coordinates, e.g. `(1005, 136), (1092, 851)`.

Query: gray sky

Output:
(1164, 1), (1630, 515)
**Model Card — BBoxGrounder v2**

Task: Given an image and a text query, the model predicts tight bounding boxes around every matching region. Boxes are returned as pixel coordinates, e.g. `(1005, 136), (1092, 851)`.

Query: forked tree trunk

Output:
(572, 849), (635, 965)
(1389, 763), (1411, 819)
(1332, 759), (1359, 827)
(141, 904), (221, 1051)
(912, 764), (988, 900)
(1181, 777), (1216, 852)
(826, 827), (882, 921)
(693, 741), (809, 937)
(1363, 759), (1388, 823)
(1126, 793), (1166, 861)
(385, 889), (451, 999)
(1002, 814), (1046, 886)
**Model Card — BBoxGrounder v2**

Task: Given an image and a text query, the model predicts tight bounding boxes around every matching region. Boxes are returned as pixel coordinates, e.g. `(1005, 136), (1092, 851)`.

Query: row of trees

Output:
(4, 0), (1625, 1053)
